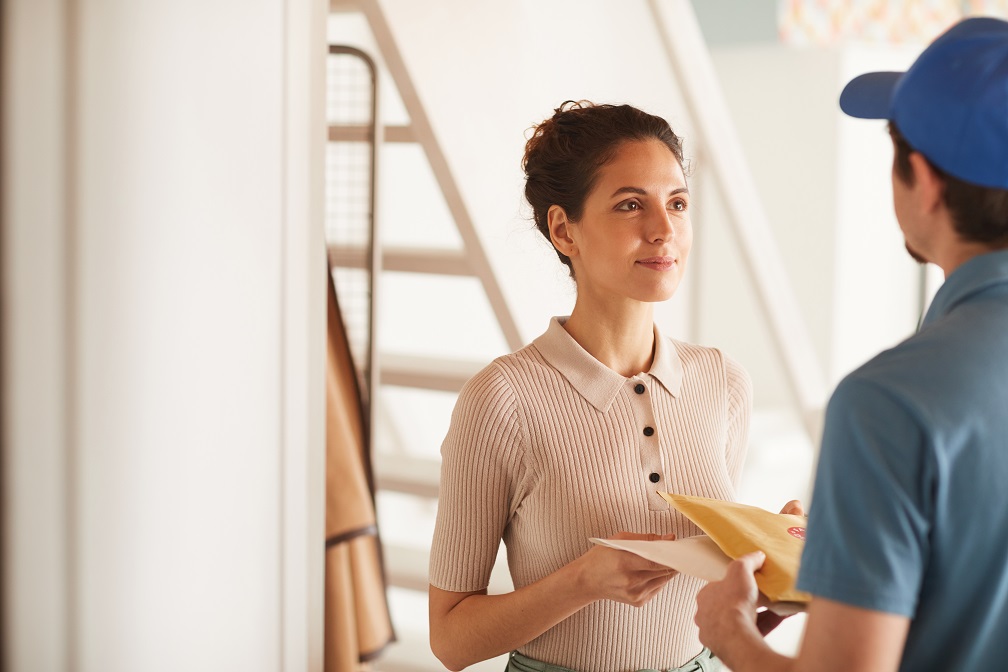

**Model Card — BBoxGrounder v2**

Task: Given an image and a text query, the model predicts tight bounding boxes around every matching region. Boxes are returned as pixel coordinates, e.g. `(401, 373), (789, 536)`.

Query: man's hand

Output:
(752, 499), (805, 637)
(694, 551), (776, 670)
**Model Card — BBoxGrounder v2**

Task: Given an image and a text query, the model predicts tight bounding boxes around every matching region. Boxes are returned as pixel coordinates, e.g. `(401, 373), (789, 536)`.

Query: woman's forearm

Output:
(430, 558), (596, 670)
(430, 540), (676, 670)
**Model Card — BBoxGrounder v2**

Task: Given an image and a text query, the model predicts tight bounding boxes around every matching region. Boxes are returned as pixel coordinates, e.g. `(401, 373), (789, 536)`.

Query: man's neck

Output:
(937, 240), (1008, 278)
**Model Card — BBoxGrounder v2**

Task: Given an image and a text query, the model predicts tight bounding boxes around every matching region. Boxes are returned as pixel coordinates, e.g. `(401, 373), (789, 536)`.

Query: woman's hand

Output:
(570, 531), (678, 607)
(779, 499), (805, 516)
(429, 530), (680, 669)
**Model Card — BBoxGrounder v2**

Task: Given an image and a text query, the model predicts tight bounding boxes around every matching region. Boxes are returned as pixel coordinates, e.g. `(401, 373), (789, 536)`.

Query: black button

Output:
(634, 383), (645, 394)
(643, 426), (655, 437)
(649, 472), (661, 483)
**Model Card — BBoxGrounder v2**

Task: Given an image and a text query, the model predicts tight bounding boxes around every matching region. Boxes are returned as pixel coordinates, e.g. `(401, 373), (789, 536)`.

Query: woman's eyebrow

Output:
(608, 186), (689, 198)
(609, 186), (647, 198)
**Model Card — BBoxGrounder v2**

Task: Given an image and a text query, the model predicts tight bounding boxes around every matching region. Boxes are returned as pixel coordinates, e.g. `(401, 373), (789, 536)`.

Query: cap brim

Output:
(839, 71), (904, 119)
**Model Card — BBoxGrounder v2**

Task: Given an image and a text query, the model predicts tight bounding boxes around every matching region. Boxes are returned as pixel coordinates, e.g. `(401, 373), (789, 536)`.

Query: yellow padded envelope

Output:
(660, 492), (811, 604)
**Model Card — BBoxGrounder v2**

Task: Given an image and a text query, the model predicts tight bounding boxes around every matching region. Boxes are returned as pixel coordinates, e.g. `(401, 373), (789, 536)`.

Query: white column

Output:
(2, 1), (72, 669)
(1, 1), (326, 670)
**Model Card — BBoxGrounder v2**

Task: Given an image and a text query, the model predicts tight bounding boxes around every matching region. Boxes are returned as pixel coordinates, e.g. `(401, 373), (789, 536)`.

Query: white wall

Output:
(2, 1), (327, 670)
(336, 0), (895, 417)
(349, 0), (935, 414)
(324, 0), (942, 522)
(692, 0), (779, 45)
(706, 43), (925, 405)
(362, 0), (697, 352)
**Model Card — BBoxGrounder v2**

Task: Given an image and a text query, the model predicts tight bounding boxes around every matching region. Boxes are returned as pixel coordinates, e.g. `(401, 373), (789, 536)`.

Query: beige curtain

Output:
(325, 266), (395, 671)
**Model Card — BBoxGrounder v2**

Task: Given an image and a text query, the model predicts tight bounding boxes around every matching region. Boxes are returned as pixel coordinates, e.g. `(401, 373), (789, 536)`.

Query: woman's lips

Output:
(637, 256), (676, 271)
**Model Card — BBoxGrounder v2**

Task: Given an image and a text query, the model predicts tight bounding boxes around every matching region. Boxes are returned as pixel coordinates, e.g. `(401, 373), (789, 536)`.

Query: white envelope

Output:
(589, 535), (806, 616)
(590, 535), (730, 583)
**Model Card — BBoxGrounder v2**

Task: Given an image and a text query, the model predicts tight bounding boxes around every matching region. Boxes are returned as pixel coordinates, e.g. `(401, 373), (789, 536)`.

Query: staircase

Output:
(327, 4), (519, 670)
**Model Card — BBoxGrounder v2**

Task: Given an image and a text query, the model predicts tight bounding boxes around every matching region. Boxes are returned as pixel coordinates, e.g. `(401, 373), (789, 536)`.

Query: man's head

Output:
(840, 17), (1008, 250)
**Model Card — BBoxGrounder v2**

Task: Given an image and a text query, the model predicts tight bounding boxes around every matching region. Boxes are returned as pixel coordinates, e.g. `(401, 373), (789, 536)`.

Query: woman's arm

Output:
(429, 533), (677, 671)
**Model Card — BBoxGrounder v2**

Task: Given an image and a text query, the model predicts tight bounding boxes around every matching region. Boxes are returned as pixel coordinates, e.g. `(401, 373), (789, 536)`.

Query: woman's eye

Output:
(669, 199), (687, 212)
(616, 200), (641, 211)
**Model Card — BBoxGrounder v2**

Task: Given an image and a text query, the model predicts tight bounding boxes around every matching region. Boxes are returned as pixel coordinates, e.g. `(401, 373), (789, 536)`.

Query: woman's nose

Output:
(649, 209), (675, 242)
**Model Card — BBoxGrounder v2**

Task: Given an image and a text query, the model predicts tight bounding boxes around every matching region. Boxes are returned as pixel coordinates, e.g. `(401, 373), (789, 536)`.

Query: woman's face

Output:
(559, 138), (692, 306)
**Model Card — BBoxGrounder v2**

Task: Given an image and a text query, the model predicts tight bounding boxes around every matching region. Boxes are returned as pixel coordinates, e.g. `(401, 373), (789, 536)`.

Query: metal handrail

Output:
(327, 44), (381, 444)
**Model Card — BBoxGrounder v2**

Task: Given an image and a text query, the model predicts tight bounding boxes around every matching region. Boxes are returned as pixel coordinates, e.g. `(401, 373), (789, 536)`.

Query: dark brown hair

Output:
(890, 122), (1008, 246)
(522, 101), (686, 276)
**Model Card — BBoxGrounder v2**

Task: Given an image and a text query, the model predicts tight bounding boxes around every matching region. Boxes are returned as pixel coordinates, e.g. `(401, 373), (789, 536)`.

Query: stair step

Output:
(328, 245), (472, 276)
(383, 541), (514, 595)
(380, 353), (483, 392)
(374, 452), (440, 498)
(328, 124), (414, 143)
(383, 543), (432, 593)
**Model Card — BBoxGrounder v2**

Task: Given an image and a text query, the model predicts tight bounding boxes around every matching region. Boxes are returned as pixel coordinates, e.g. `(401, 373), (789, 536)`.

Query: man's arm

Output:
(694, 552), (910, 672)
(796, 596), (909, 672)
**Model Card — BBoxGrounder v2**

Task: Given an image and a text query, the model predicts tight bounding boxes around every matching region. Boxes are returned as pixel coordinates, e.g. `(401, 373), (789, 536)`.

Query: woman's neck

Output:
(562, 301), (656, 377)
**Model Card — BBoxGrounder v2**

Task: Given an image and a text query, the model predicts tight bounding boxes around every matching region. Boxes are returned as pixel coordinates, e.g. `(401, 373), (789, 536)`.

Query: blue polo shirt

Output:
(797, 250), (1008, 670)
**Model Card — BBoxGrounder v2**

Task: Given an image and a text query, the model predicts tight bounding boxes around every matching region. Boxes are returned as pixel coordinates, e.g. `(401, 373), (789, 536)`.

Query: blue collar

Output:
(922, 249), (1008, 328)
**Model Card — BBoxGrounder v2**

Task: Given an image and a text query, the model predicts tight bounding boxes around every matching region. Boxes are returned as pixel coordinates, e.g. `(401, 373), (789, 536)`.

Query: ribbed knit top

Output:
(429, 317), (752, 671)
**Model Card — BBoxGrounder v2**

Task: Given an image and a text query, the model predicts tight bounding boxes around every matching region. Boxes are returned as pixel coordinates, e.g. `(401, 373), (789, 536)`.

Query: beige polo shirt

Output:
(429, 317), (752, 671)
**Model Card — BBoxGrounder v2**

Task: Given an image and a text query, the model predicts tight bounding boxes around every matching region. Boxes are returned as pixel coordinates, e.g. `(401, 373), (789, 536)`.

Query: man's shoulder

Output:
(831, 313), (1008, 431)
(843, 318), (968, 385)
(861, 306), (1005, 377)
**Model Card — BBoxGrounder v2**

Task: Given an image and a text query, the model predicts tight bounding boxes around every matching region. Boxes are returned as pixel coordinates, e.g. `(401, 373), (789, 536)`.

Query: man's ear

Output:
(548, 205), (577, 257)
(909, 151), (945, 214)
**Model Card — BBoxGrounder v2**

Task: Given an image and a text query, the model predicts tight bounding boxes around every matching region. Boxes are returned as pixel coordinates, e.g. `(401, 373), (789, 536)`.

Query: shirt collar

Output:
(922, 249), (1008, 329)
(531, 316), (684, 412)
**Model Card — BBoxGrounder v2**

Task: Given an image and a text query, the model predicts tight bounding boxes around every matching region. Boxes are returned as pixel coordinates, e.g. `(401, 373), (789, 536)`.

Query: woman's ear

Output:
(548, 205), (577, 258)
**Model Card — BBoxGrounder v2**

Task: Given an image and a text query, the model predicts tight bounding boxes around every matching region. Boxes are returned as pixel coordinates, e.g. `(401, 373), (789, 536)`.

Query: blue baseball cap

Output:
(839, 17), (1008, 190)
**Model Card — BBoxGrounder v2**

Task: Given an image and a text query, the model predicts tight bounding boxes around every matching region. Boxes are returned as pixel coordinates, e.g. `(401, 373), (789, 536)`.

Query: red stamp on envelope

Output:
(787, 526), (806, 540)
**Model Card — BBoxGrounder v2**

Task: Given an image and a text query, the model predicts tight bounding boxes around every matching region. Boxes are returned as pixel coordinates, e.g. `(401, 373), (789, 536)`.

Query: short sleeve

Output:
(428, 363), (528, 592)
(724, 354), (753, 490)
(796, 375), (933, 616)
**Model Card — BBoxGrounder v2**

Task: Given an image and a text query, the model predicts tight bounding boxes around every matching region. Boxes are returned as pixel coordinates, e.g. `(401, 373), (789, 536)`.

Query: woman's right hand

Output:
(571, 531), (678, 607)
(429, 531), (678, 670)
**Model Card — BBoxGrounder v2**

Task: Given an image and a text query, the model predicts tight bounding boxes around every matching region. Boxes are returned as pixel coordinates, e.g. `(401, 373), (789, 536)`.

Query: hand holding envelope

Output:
(590, 493), (810, 615)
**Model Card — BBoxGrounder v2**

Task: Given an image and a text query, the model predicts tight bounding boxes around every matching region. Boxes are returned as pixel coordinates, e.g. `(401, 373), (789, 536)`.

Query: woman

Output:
(428, 101), (749, 672)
